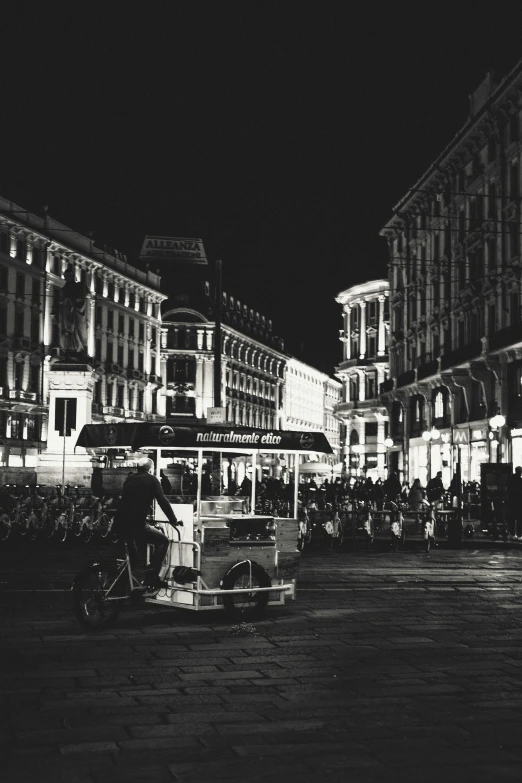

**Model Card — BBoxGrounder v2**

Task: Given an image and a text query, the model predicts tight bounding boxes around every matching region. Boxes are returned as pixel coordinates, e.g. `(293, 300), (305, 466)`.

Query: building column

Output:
(7, 351), (14, 388)
(87, 295), (95, 357)
(203, 357), (214, 417)
(42, 356), (51, 405)
(377, 417), (386, 478)
(378, 296), (386, 355)
(22, 355), (29, 390)
(195, 356), (204, 418)
(344, 305), (351, 360)
(145, 322), (152, 375)
(356, 369), (366, 402)
(43, 281), (52, 347)
(359, 301), (367, 358)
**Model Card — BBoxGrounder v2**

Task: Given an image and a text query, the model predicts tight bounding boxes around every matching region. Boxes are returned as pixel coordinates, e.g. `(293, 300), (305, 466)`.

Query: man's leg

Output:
(141, 524), (169, 588)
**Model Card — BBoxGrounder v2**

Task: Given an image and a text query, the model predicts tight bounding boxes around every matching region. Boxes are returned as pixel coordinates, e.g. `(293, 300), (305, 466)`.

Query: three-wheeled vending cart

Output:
(76, 422), (333, 619)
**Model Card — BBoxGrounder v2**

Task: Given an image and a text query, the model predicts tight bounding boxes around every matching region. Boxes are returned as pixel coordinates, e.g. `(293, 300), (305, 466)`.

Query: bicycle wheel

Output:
(98, 513), (110, 539)
(72, 514), (83, 538)
(55, 515), (68, 544)
(27, 515), (39, 542)
(0, 514), (11, 542)
(17, 512), (28, 538)
(221, 561), (271, 620)
(73, 563), (128, 630)
(82, 523), (93, 544)
(109, 520), (120, 544)
(42, 515), (55, 539)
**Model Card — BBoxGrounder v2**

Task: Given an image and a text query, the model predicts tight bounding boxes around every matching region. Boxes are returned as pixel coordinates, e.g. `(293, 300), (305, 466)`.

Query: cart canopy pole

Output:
(294, 456), (299, 518)
(196, 448), (203, 530)
(251, 449), (256, 513)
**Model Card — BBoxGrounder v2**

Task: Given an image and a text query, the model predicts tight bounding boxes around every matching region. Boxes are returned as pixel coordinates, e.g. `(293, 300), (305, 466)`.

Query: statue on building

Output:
(52, 264), (89, 360)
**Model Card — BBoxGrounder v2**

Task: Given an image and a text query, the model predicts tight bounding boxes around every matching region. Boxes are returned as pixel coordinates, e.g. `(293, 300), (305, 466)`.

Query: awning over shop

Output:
(76, 423), (334, 454)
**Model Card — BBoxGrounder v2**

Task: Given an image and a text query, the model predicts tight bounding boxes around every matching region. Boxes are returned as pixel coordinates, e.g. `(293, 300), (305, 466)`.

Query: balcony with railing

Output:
(102, 406), (125, 417)
(396, 369), (416, 388)
(489, 323), (522, 352)
(125, 409), (146, 420)
(336, 354), (388, 372)
(416, 352), (439, 381)
(440, 340), (482, 370)
(8, 389), (39, 403)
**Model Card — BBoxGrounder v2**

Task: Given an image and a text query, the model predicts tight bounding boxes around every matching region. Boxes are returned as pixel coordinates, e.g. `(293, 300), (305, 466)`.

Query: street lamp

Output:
(351, 443), (362, 477)
(489, 411), (506, 430)
(422, 429), (432, 442)
(489, 409), (505, 463)
(384, 437), (394, 449)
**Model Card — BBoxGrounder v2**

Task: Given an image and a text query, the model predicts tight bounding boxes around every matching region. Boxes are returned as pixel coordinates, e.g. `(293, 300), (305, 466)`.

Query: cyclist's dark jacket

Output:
(114, 472), (177, 530)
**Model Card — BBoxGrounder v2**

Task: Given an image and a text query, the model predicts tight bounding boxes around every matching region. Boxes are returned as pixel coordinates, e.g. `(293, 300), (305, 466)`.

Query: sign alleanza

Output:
(139, 236), (207, 264)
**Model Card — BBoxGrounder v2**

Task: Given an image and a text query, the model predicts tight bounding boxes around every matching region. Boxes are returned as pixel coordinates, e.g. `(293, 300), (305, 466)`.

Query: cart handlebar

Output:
(151, 520), (182, 542)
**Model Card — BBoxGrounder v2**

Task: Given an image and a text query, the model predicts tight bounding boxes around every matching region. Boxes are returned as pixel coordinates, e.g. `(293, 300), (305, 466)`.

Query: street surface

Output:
(2, 540), (522, 782)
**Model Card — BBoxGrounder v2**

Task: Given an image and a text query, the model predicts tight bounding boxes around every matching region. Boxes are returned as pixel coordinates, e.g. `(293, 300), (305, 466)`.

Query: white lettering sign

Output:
(139, 236), (208, 265)
(207, 407), (226, 424)
(195, 430), (282, 445)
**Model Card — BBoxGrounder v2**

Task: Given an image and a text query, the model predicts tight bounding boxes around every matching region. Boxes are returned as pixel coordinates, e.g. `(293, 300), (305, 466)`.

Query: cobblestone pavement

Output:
(3, 541), (522, 782)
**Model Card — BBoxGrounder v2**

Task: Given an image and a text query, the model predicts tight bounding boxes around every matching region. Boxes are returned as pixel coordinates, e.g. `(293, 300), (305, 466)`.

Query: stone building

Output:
(334, 280), (390, 479)
(380, 60), (522, 485)
(0, 196), (166, 483)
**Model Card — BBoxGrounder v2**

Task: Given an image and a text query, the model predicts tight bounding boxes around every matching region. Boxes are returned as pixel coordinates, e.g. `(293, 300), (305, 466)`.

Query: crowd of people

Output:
(160, 462), (522, 538)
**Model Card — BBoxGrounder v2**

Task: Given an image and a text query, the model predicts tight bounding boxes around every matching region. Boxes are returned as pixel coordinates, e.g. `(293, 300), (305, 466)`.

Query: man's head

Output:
(137, 457), (154, 474)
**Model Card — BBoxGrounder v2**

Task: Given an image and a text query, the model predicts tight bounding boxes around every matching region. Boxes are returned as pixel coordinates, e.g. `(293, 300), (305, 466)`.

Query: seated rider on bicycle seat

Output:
(113, 457), (181, 591)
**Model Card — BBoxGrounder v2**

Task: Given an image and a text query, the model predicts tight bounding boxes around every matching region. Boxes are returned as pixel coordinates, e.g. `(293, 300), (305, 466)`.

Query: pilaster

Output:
(359, 301), (367, 358)
(378, 295), (386, 355)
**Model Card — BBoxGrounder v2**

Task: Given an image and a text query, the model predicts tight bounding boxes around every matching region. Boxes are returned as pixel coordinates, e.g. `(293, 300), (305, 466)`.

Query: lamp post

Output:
(489, 410), (506, 463)
(351, 443), (362, 477)
(384, 437), (393, 478)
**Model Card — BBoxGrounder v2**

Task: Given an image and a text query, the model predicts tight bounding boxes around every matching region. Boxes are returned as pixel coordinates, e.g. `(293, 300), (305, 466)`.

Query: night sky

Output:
(2, 5), (522, 374)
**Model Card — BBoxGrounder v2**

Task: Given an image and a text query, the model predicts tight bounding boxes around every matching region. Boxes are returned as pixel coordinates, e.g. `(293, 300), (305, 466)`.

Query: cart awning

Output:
(76, 423), (333, 453)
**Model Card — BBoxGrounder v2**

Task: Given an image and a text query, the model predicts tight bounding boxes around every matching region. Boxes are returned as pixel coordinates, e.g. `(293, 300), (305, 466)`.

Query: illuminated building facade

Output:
(161, 296), (286, 429)
(334, 280), (390, 479)
(0, 196), (166, 482)
(380, 61), (522, 484)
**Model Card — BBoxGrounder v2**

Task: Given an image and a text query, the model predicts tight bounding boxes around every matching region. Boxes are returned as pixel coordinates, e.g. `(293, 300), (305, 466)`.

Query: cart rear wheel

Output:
(221, 561), (271, 620)
(73, 563), (127, 630)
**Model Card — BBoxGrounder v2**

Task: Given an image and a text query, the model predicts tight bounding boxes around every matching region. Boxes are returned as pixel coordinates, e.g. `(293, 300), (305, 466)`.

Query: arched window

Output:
(391, 401), (404, 438)
(434, 390), (444, 419)
(409, 394), (425, 434)
(432, 387), (449, 424)
(349, 376), (359, 403)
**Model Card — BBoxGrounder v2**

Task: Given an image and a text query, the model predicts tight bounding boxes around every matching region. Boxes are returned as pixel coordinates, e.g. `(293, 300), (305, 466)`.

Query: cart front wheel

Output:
(221, 561), (271, 620)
